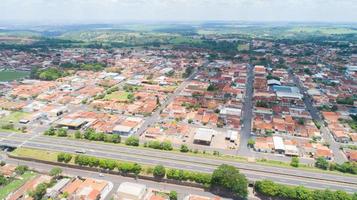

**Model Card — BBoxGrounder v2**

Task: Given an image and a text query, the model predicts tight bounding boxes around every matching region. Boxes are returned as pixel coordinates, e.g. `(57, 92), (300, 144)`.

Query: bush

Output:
(153, 165), (166, 179)
(125, 136), (140, 146)
(290, 157), (299, 168)
(74, 131), (82, 139)
(49, 167), (62, 177)
(180, 144), (189, 153)
(15, 165), (29, 175)
(1, 123), (14, 130)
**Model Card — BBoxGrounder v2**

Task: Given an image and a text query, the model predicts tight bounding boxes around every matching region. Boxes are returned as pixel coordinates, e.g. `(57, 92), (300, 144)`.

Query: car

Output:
(75, 149), (86, 154)
(99, 173), (104, 177)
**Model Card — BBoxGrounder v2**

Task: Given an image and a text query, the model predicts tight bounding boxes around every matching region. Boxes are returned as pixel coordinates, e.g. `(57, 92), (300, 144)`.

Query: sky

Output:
(1, 0), (357, 24)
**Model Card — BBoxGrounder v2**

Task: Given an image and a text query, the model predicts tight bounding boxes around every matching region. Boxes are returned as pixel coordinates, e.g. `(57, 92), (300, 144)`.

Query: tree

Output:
(29, 183), (48, 200)
(44, 127), (56, 136)
(180, 144), (189, 153)
(49, 167), (62, 178)
(57, 153), (72, 163)
(56, 128), (68, 137)
(169, 191), (178, 200)
(247, 138), (255, 148)
(111, 134), (121, 143)
(207, 84), (217, 91)
(211, 164), (248, 198)
(0, 174), (7, 186)
(15, 165), (29, 175)
(153, 165), (166, 179)
(125, 136), (139, 146)
(161, 141), (173, 151)
(315, 157), (329, 170)
(290, 157), (299, 168)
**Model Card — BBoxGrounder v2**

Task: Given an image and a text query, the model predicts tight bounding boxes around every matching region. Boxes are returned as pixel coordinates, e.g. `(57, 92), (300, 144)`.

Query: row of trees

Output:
(55, 151), (248, 199)
(44, 127), (68, 137)
(255, 180), (357, 200)
(44, 127), (121, 144)
(315, 157), (357, 174)
(144, 140), (173, 151)
(81, 128), (121, 143)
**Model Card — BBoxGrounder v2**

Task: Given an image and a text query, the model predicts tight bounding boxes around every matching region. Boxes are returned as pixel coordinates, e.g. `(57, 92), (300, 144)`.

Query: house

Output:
(346, 150), (357, 162)
(183, 194), (220, 200)
(62, 178), (110, 200)
(112, 125), (134, 136)
(116, 182), (148, 200)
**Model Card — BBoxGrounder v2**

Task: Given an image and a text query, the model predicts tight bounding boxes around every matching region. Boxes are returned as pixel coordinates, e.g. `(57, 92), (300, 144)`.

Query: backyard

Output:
(0, 171), (37, 199)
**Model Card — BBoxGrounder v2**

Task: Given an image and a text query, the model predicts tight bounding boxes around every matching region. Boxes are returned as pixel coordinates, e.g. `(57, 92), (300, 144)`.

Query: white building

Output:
(117, 182), (148, 200)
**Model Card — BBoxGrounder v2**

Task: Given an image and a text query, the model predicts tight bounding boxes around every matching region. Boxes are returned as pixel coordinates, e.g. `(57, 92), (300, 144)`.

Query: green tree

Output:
(56, 128), (68, 137)
(125, 136), (139, 146)
(29, 183), (48, 200)
(44, 127), (56, 136)
(0, 174), (7, 186)
(290, 157), (299, 168)
(169, 191), (178, 200)
(211, 164), (248, 198)
(153, 165), (166, 179)
(247, 138), (255, 148)
(49, 167), (62, 178)
(15, 165), (29, 175)
(315, 157), (329, 170)
(180, 144), (189, 153)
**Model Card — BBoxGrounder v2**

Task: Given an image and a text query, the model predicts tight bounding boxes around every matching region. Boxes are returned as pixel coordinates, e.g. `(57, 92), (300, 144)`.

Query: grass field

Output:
(11, 147), (60, 162)
(0, 171), (37, 199)
(0, 70), (29, 82)
(0, 111), (29, 124)
(104, 91), (130, 101)
(237, 44), (249, 51)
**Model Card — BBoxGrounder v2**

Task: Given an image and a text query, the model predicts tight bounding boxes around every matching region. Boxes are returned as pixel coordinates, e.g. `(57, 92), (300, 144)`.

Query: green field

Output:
(11, 147), (60, 162)
(104, 91), (131, 101)
(0, 171), (37, 199)
(0, 70), (29, 82)
(0, 111), (29, 124)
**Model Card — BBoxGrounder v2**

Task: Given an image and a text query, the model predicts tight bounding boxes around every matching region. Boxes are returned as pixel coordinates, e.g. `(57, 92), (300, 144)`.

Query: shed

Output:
(193, 128), (215, 145)
(273, 136), (285, 154)
(117, 182), (147, 200)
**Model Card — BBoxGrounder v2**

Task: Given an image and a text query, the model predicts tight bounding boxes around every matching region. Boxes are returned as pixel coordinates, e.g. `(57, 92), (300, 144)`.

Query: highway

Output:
(1, 132), (357, 193)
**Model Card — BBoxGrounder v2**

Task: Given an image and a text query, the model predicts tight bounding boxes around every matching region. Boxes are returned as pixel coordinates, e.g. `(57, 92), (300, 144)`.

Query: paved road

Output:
(1, 133), (356, 193)
(288, 69), (347, 164)
(238, 64), (254, 156)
